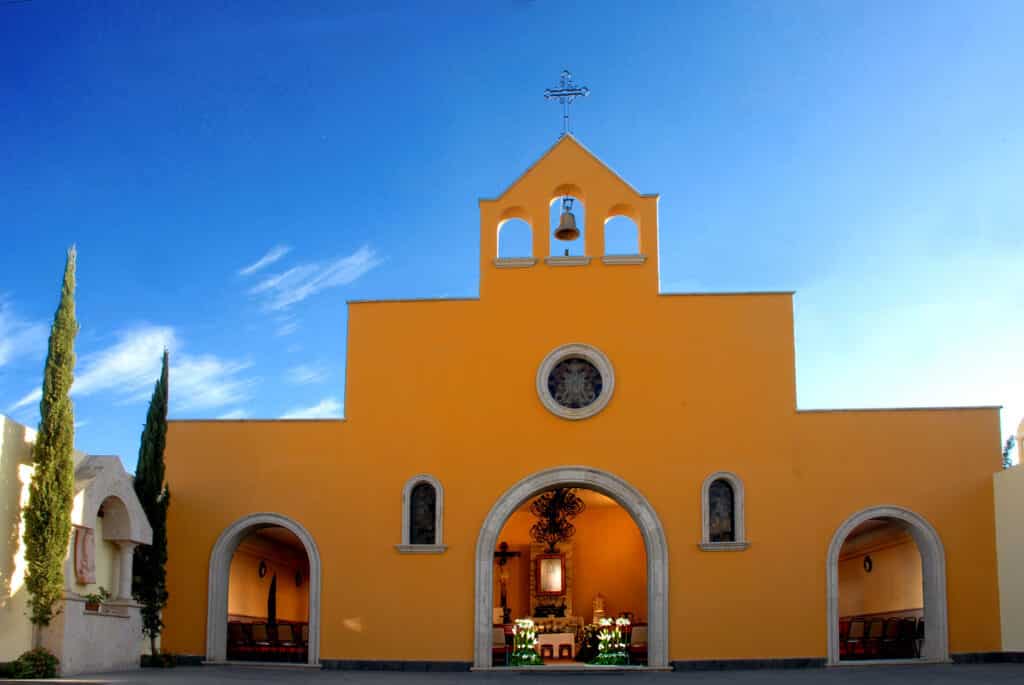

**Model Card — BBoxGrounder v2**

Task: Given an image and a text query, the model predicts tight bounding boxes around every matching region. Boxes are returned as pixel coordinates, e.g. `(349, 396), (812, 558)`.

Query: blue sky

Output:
(1, 1), (1021, 471)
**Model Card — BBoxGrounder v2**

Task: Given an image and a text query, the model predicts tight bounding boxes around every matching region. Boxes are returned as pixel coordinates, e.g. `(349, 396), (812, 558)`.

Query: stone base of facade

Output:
(952, 652), (1024, 664)
(39, 598), (144, 676)
(320, 659), (472, 671)
(672, 657), (826, 671)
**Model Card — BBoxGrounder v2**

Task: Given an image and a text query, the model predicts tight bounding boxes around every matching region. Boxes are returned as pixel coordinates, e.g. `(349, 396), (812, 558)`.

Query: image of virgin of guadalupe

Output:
(74, 525), (97, 584)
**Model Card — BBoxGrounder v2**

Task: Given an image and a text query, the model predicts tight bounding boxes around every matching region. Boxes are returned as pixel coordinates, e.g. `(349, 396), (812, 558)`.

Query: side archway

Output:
(825, 505), (948, 664)
(206, 512), (322, 664)
(474, 466), (669, 668)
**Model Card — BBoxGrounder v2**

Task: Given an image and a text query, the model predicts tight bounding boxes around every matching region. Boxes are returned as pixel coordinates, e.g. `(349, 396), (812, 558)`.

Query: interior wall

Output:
(228, 533), (310, 622)
(838, 535), (922, 617)
(494, 500), (646, 624)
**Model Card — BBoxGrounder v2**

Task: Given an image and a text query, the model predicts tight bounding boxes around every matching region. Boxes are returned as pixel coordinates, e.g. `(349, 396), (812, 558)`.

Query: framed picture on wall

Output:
(535, 554), (566, 595)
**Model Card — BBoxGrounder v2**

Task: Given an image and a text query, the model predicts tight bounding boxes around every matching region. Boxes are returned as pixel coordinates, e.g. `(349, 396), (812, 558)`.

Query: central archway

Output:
(474, 466), (669, 669)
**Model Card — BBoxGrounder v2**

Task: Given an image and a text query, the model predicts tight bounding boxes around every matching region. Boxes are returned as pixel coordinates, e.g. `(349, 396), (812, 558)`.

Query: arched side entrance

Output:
(826, 505), (949, 665)
(206, 513), (322, 665)
(474, 466), (669, 669)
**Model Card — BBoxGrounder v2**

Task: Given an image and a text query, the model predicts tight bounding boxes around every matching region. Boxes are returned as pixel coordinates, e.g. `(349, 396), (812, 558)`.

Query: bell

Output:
(553, 198), (580, 241)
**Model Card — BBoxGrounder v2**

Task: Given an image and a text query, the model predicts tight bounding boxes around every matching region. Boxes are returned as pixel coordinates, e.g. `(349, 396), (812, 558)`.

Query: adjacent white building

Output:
(0, 414), (152, 675)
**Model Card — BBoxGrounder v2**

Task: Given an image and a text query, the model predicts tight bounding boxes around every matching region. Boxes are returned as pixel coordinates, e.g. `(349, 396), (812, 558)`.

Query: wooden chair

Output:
(863, 619), (885, 658)
(844, 619), (866, 659)
(880, 619), (902, 657)
(628, 625), (648, 665)
(492, 626), (509, 666)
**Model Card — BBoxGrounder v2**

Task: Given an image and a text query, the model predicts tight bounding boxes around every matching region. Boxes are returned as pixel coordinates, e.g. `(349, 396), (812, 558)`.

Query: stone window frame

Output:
(396, 474), (447, 554)
(536, 343), (615, 420)
(699, 471), (749, 551)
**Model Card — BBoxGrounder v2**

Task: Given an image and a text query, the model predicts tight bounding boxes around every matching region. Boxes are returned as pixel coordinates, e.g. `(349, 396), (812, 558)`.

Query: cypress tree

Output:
(24, 247), (79, 627)
(133, 349), (171, 656)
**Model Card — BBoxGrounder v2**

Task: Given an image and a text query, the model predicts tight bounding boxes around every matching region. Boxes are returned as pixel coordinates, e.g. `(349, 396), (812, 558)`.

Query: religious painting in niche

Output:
(74, 525), (96, 584)
(708, 479), (735, 542)
(547, 358), (602, 409)
(536, 554), (566, 595)
(409, 482), (437, 545)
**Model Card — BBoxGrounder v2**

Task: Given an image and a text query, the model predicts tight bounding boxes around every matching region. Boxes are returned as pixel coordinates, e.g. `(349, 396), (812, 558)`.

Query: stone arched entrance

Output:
(205, 512), (321, 665)
(474, 466), (669, 669)
(825, 505), (949, 664)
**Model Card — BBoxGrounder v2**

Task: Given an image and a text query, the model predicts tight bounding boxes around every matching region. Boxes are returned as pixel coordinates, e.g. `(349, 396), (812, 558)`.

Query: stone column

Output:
(115, 541), (137, 600)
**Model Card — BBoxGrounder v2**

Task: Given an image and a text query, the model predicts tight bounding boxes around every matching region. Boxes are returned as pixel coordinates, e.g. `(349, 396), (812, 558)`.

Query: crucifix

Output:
(544, 70), (590, 137)
(494, 541), (521, 624)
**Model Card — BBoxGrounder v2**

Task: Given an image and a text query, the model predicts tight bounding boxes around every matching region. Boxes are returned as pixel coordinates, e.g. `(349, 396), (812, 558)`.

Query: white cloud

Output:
(5, 325), (253, 415)
(286, 363), (327, 385)
(250, 246), (382, 311)
(0, 298), (47, 367)
(172, 355), (253, 411)
(275, 321), (299, 337)
(281, 396), (343, 419)
(217, 409), (248, 420)
(8, 388), (40, 413)
(239, 245), (291, 276)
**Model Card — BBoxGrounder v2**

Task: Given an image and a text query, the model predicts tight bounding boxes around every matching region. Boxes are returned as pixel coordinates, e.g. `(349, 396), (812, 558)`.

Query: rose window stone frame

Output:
(536, 343), (615, 420)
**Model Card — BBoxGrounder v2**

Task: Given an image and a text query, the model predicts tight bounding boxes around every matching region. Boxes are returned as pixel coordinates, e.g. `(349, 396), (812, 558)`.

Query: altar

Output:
(536, 632), (575, 659)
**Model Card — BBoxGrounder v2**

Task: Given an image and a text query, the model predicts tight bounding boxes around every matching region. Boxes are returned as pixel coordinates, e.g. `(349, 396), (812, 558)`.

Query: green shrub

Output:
(12, 648), (59, 679)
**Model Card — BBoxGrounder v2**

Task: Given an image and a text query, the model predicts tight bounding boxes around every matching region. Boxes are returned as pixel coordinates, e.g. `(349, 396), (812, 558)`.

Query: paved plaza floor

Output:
(39, 663), (1024, 685)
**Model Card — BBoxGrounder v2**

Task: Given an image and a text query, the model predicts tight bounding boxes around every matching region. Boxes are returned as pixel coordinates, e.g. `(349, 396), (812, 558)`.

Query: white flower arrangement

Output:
(593, 616), (630, 665)
(511, 618), (543, 666)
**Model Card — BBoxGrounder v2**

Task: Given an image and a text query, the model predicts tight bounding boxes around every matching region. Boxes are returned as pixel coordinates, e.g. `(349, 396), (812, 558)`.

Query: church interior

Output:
(837, 518), (925, 660)
(225, 526), (311, 663)
(490, 487), (648, 667)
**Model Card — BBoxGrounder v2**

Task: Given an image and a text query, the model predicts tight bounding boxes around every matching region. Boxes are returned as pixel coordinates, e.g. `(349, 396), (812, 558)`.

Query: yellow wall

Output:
(228, 535), (309, 623)
(838, 536), (922, 617)
(995, 464), (1024, 651)
(160, 136), (1005, 663)
(495, 503), (646, 624)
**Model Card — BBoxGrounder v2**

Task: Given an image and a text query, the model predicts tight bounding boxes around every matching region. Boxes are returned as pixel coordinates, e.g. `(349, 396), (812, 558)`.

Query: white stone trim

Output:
(544, 255), (592, 266)
(825, 505), (949, 665)
(205, 513), (321, 665)
(601, 254), (647, 265)
(492, 257), (537, 269)
(473, 466), (669, 669)
(700, 471), (747, 549)
(536, 343), (615, 421)
(397, 473), (445, 552)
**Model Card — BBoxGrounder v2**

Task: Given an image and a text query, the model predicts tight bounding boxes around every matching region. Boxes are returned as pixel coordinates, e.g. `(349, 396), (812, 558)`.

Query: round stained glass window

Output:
(536, 343), (615, 420)
(547, 358), (603, 409)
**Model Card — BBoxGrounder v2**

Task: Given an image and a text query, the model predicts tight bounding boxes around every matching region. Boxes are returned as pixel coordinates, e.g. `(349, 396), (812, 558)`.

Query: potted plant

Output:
(83, 587), (111, 612)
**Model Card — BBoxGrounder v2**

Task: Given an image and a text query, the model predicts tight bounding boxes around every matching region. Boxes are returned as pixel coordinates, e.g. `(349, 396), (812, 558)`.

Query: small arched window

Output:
(397, 474), (446, 554)
(497, 218), (532, 259)
(700, 471), (748, 551)
(603, 215), (640, 255)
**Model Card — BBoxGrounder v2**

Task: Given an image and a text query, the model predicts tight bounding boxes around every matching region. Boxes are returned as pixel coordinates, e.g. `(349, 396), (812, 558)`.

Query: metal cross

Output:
(544, 70), (589, 137)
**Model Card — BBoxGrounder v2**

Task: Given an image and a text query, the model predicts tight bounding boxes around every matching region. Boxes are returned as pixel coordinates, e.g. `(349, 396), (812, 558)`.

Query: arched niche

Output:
(497, 218), (532, 258)
(604, 215), (640, 255)
(825, 506), (948, 665)
(206, 512), (322, 665)
(474, 466), (669, 668)
(549, 191), (586, 257)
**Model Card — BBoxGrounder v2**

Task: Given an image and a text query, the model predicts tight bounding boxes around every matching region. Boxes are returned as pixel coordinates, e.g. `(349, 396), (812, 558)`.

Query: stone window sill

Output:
(698, 541), (750, 552)
(544, 256), (591, 267)
(493, 257), (536, 269)
(395, 544), (448, 554)
(601, 254), (647, 265)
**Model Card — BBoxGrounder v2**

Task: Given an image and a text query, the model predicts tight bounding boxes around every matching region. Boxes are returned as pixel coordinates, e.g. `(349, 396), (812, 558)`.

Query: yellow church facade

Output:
(161, 136), (1005, 669)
